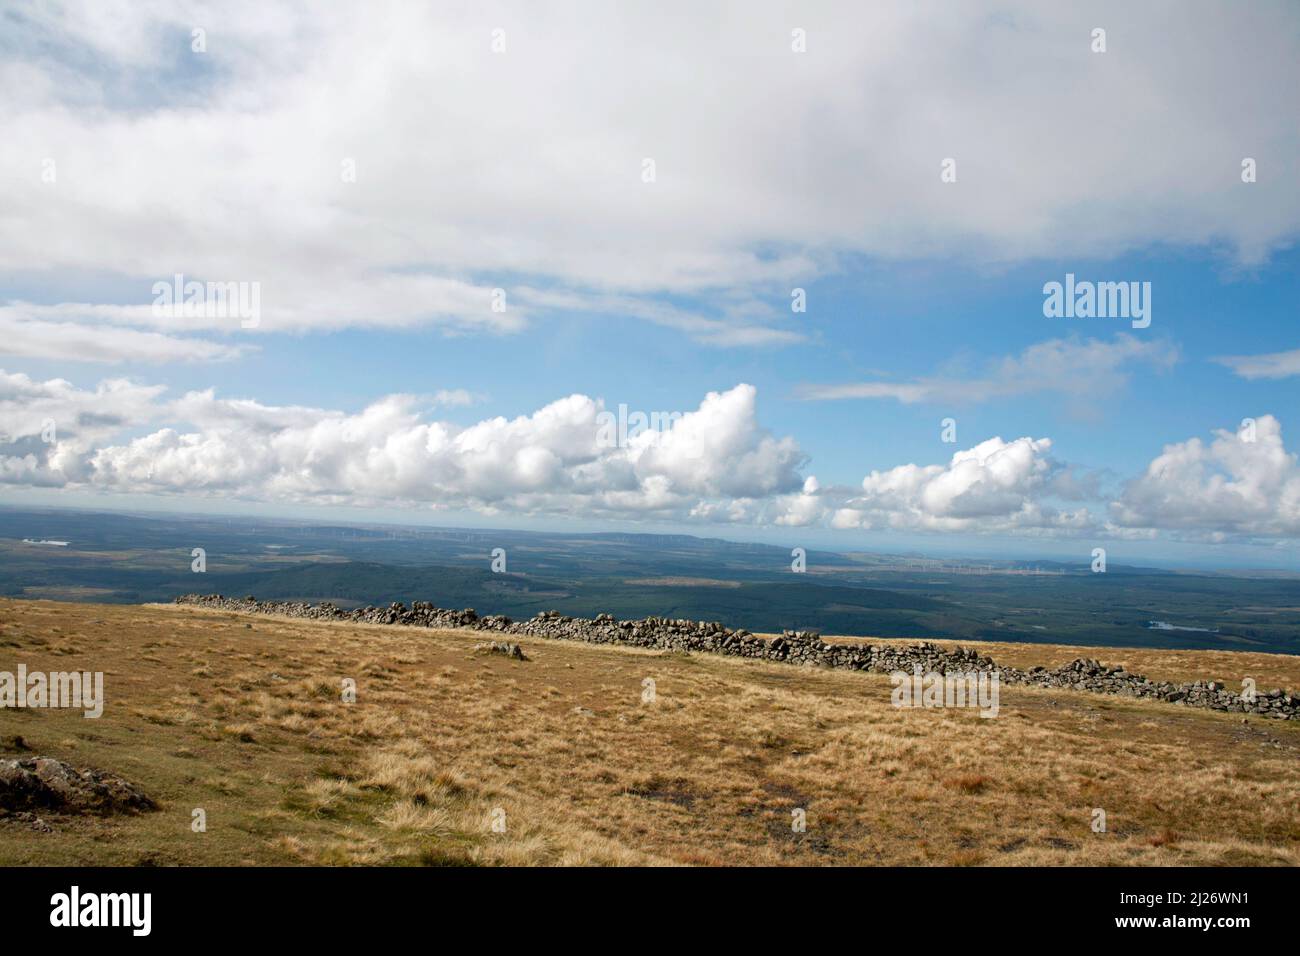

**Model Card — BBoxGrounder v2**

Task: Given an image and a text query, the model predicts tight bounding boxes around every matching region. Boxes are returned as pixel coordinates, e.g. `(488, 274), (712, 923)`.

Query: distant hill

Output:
(0, 506), (1297, 654)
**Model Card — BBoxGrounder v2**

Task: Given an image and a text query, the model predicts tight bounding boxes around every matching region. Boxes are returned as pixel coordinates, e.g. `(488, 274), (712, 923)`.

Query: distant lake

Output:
(1145, 620), (1219, 633)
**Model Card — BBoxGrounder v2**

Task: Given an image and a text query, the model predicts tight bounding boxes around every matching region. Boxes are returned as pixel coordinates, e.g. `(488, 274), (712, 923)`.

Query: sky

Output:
(1, 0), (1298, 570)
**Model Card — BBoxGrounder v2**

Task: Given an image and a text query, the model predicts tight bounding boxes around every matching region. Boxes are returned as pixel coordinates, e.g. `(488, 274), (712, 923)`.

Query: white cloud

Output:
(797, 335), (1178, 406)
(513, 287), (806, 348)
(2, 1), (1297, 357)
(828, 436), (1085, 533)
(0, 370), (165, 442)
(773, 475), (825, 527)
(431, 389), (479, 408)
(1111, 415), (1300, 537)
(3, 377), (806, 519)
(7, 369), (1064, 533)
(5, 368), (1299, 543)
(1213, 348), (1300, 380)
(0, 306), (247, 363)
(0, 370), (167, 483)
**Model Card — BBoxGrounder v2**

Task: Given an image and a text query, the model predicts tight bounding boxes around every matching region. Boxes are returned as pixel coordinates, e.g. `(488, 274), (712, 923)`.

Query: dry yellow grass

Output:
(0, 597), (1297, 866)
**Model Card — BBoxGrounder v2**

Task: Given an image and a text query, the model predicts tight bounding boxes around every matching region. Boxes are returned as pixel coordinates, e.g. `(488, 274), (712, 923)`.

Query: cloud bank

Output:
(3, 1), (1299, 359)
(3, 370), (1296, 544)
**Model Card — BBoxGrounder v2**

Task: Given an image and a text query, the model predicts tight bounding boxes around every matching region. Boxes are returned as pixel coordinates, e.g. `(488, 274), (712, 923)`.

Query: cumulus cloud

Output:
(0, 370), (167, 483)
(773, 475), (826, 527)
(3, 375), (806, 519)
(827, 436), (1090, 533)
(1111, 415), (1300, 537)
(5, 368), (1299, 543)
(797, 335), (1178, 406)
(2, 1), (1297, 359)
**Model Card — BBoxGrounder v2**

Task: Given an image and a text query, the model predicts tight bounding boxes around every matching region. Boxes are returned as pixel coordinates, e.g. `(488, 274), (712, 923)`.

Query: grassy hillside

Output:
(0, 598), (1297, 866)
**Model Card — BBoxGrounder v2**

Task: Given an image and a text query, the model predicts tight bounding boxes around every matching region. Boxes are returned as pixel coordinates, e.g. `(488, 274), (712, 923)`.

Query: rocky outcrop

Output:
(175, 594), (1299, 720)
(0, 757), (159, 816)
(474, 640), (528, 661)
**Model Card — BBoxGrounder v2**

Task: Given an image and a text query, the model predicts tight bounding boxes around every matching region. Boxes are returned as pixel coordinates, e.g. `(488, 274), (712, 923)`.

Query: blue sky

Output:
(1, 2), (1298, 570)
(91, 252), (1300, 483)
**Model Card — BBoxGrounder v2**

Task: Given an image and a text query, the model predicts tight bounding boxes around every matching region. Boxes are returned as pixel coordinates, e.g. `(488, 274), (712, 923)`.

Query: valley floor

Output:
(0, 598), (1297, 866)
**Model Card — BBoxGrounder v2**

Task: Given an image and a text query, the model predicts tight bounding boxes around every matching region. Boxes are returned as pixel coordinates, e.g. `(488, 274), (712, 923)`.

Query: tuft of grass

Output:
(222, 723), (259, 743)
(1146, 828), (1181, 848)
(944, 774), (991, 795)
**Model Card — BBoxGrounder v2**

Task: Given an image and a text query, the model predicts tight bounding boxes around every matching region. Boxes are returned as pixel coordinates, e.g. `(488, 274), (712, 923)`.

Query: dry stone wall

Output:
(174, 594), (1298, 720)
